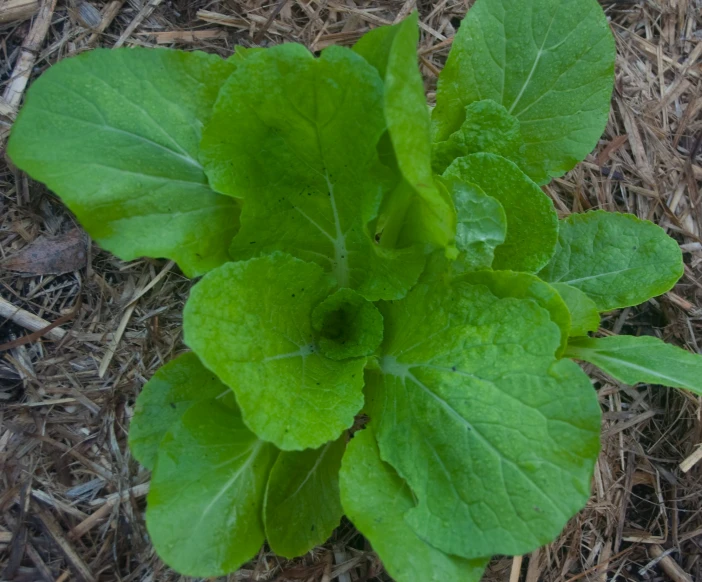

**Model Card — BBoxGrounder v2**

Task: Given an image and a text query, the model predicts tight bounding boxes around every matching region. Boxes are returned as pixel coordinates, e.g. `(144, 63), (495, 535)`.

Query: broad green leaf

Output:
(339, 428), (487, 582)
(201, 44), (424, 301)
(354, 13), (455, 249)
(552, 283), (600, 337)
(8, 48), (239, 277)
(432, 100), (525, 175)
(128, 352), (227, 470)
(183, 253), (366, 450)
(539, 211), (684, 311)
(440, 177), (506, 273)
(566, 335), (702, 394)
(265, 437), (346, 558)
(146, 400), (277, 577)
(444, 153), (558, 272)
(461, 270), (571, 354)
(366, 279), (601, 559)
(311, 289), (384, 360)
(433, 0), (615, 183)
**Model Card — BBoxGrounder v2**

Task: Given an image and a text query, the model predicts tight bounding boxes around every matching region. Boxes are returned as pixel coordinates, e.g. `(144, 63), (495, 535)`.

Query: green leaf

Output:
(440, 177), (506, 273)
(201, 43), (424, 301)
(339, 428), (487, 582)
(146, 400), (277, 577)
(444, 153), (558, 272)
(461, 270), (571, 355)
(433, 0), (615, 183)
(539, 211), (684, 311)
(552, 283), (600, 337)
(366, 279), (601, 559)
(355, 13), (455, 249)
(183, 253), (366, 450)
(7, 48), (240, 277)
(312, 289), (384, 360)
(128, 352), (228, 470)
(432, 100), (525, 175)
(265, 437), (346, 558)
(566, 335), (702, 394)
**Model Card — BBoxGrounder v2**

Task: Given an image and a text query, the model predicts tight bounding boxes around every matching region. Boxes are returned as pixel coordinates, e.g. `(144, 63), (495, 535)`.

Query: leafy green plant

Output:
(7, 0), (702, 579)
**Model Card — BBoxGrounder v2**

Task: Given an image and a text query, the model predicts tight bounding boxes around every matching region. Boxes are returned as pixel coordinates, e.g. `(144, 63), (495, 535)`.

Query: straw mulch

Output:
(0, 0), (701, 580)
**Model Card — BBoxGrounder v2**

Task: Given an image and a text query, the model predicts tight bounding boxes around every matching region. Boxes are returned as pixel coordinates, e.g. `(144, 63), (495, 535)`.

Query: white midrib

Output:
(508, 10), (559, 116)
(577, 350), (688, 387)
(326, 174), (350, 289)
(196, 441), (264, 529)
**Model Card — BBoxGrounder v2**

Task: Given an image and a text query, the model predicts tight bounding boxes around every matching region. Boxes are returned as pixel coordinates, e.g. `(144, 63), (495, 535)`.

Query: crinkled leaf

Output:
(552, 283), (600, 337)
(339, 428), (487, 582)
(442, 177), (506, 272)
(539, 211), (684, 311)
(566, 335), (702, 393)
(129, 352), (228, 470)
(433, 0), (615, 183)
(432, 100), (525, 175)
(146, 400), (277, 577)
(201, 44), (424, 301)
(184, 253), (366, 450)
(444, 153), (558, 272)
(8, 48), (239, 277)
(354, 13), (455, 249)
(312, 289), (384, 360)
(366, 279), (601, 559)
(265, 437), (345, 558)
(461, 270), (571, 355)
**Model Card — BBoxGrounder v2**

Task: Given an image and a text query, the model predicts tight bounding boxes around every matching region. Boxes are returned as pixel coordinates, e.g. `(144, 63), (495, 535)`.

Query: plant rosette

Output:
(8, 0), (702, 579)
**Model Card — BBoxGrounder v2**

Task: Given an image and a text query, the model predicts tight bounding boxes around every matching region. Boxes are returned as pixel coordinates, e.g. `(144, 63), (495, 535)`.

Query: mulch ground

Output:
(1, 1), (701, 580)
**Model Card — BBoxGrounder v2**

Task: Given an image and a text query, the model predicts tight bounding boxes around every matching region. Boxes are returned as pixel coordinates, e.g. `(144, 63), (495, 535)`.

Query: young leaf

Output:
(7, 48), (239, 277)
(366, 279), (601, 559)
(339, 428), (488, 582)
(183, 253), (366, 450)
(444, 153), (558, 272)
(443, 177), (506, 272)
(146, 400), (277, 577)
(264, 437), (346, 558)
(551, 283), (600, 337)
(539, 211), (684, 311)
(433, 0), (615, 183)
(201, 43), (425, 301)
(311, 289), (384, 360)
(432, 100), (525, 175)
(354, 12), (455, 248)
(566, 335), (702, 394)
(461, 270), (571, 355)
(128, 352), (228, 470)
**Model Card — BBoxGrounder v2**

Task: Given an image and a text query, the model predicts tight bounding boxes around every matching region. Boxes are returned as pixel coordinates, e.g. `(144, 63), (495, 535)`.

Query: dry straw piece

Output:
(0, 0), (701, 580)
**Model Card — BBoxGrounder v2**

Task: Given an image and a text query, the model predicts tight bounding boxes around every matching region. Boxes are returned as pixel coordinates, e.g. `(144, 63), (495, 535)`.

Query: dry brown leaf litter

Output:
(0, 1), (701, 580)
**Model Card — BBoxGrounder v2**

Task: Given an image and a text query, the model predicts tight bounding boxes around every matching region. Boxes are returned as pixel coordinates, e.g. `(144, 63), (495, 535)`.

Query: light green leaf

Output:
(566, 335), (702, 394)
(312, 289), (384, 360)
(355, 13), (455, 249)
(367, 279), (601, 559)
(183, 253), (366, 450)
(552, 283), (600, 337)
(265, 437), (346, 558)
(432, 100), (525, 175)
(128, 352), (228, 470)
(441, 177), (506, 273)
(461, 270), (571, 355)
(433, 0), (615, 183)
(146, 400), (277, 577)
(8, 48), (239, 277)
(339, 428), (487, 582)
(539, 211), (684, 311)
(201, 43), (424, 301)
(444, 153), (558, 272)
